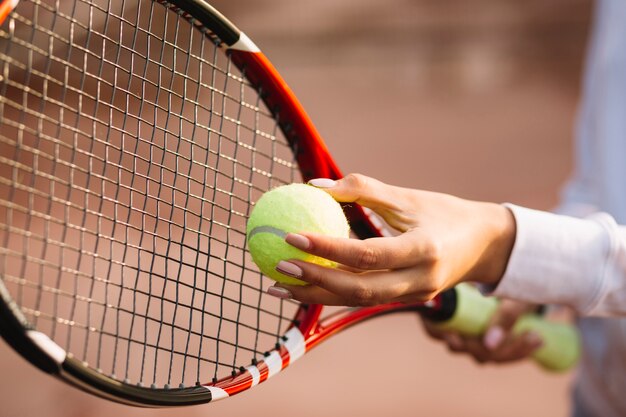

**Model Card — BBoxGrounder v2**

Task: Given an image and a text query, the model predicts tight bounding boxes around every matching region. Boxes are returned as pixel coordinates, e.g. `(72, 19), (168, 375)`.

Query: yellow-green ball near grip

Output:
(246, 183), (350, 285)
(433, 283), (580, 372)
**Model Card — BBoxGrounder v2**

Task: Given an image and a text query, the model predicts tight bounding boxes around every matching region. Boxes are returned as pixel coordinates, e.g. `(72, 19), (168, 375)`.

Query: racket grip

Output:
(431, 283), (580, 372)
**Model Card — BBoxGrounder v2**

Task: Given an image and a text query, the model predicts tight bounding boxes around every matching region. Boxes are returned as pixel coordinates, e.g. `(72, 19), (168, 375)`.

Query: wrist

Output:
(474, 203), (517, 287)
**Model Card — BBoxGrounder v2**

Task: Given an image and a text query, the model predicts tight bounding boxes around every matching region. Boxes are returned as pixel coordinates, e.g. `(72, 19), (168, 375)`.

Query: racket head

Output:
(0, 0), (387, 406)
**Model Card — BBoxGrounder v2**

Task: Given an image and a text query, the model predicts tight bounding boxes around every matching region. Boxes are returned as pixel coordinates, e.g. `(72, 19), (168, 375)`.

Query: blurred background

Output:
(0, 0), (592, 416)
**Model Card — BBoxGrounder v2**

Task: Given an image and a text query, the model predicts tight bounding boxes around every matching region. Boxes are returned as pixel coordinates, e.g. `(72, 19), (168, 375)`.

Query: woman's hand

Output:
(267, 174), (516, 306)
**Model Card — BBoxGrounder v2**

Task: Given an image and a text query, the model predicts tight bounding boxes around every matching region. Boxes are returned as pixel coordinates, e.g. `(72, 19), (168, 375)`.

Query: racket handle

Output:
(430, 283), (580, 372)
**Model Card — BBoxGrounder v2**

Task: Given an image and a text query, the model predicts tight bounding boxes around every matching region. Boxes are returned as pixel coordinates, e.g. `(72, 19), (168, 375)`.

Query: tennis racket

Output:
(0, 0), (580, 407)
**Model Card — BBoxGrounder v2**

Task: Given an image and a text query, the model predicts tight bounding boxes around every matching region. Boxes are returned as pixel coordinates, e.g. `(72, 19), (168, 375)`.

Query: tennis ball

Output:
(246, 183), (350, 285)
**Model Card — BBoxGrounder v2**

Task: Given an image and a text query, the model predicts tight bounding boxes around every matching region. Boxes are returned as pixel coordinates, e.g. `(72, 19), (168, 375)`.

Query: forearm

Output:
(493, 205), (626, 316)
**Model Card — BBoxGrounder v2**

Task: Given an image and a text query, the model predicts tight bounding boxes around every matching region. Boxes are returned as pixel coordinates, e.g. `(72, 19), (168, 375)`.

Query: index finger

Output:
(309, 174), (395, 209)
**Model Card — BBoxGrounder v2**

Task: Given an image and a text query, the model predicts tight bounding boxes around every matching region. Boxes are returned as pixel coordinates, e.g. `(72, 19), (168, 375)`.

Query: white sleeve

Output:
(493, 204), (626, 316)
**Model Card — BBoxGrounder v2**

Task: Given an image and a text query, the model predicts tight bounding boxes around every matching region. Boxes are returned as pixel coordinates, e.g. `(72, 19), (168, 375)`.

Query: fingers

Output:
(477, 300), (543, 362)
(424, 326), (543, 364)
(286, 231), (436, 271)
(483, 299), (537, 350)
(448, 332), (543, 364)
(492, 331), (543, 362)
(309, 174), (395, 209)
(308, 173), (425, 235)
(271, 260), (430, 306)
(269, 284), (347, 306)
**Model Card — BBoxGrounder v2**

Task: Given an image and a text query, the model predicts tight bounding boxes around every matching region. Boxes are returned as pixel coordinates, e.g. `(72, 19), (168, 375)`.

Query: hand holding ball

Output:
(246, 183), (349, 285)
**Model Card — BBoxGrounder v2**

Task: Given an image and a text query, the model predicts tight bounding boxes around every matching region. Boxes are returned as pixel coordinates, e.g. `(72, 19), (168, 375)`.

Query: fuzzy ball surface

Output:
(246, 183), (350, 285)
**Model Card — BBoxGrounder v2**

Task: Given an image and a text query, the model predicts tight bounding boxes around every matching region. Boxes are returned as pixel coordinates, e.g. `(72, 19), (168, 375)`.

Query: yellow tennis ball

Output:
(246, 183), (350, 285)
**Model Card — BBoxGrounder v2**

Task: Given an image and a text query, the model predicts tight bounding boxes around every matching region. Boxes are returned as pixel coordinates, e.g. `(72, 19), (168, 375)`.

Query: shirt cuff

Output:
(492, 204), (612, 314)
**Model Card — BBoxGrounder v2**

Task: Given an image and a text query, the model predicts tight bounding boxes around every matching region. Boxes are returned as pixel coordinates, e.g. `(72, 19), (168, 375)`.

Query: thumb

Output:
(482, 299), (533, 350)
(308, 173), (397, 211)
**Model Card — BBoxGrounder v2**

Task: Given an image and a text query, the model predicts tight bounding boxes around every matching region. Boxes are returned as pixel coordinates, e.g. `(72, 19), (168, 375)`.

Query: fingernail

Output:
(268, 286), (293, 299)
(276, 261), (303, 278)
(285, 233), (311, 250)
(483, 326), (505, 350)
(308, 178), (336, 188)
(524, 331), (544, 348)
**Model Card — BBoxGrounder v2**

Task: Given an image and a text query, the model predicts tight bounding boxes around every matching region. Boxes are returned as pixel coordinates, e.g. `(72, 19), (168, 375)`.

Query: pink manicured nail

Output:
(286, 233), (311, 250)
(308, 178), (336, 188)
(483, 326), (505, 350)
(268, 286), (293, 299)
(276, 261), (303, 278)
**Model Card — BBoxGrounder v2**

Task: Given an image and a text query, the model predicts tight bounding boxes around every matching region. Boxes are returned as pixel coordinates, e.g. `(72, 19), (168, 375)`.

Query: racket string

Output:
(0, 0), (301, 388)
